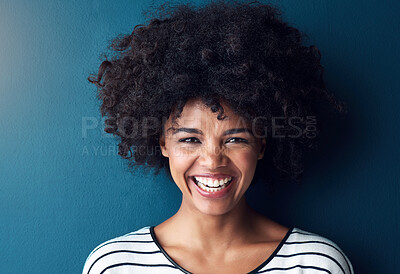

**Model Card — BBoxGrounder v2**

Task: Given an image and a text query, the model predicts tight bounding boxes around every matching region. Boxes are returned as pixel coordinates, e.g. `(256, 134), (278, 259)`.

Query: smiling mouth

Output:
(191, 176), (234, 192)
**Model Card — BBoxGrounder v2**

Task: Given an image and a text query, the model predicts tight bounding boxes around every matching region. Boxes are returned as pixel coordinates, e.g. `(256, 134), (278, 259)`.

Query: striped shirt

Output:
(82, 226), (354, 274)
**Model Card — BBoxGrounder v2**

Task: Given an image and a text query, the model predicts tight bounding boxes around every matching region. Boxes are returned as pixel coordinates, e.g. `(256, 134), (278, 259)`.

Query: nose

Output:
(198, 142), (227, 169)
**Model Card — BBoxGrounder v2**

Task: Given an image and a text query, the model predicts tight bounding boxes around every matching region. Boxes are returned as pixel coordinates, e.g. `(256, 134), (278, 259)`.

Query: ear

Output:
(257, 138), (266, 160)
(159, 134), (169, 158)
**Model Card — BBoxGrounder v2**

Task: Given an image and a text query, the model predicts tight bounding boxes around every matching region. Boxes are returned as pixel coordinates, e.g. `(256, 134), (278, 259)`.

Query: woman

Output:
(83, 1), (354, 273)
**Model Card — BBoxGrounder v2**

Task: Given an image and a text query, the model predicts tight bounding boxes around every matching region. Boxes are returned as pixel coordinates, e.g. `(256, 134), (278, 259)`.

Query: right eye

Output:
(179, 137), (201, 143)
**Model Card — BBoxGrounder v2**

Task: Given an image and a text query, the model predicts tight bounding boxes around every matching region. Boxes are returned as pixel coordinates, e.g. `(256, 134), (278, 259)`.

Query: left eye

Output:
(179, 137), (201, 143)
(226, 138), (248, 144)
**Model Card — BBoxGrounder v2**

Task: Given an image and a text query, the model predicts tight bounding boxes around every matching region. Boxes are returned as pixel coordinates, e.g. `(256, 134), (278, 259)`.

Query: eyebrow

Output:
(223, 128), (254, 136)
(167, 127), (254, 136)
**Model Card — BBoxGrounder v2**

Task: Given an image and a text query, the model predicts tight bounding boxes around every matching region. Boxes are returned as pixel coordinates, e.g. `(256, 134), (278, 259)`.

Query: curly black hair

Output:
(88, 0), (346, 185)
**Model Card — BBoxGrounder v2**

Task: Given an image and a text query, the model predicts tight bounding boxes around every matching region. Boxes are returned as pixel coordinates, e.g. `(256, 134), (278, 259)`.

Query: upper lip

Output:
(191, 173), (234, 179)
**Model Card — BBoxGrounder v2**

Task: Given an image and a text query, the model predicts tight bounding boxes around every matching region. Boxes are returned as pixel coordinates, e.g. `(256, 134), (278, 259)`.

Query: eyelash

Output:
(179, 137), (201, 143)
(178, 137), (248, 144)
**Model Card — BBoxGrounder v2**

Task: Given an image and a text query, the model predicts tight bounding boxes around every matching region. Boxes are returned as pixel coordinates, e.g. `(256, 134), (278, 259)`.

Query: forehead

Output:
(166, 99), (250, 130)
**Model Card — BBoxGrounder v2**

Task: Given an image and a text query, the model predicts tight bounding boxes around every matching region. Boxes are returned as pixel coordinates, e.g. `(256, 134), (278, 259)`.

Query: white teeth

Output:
(193, 176), (232, 192)
(220, 178), (227, 186)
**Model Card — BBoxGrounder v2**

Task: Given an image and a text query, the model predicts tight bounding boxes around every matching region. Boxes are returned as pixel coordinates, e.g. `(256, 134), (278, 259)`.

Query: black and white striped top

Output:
(82, 226), (354, 274)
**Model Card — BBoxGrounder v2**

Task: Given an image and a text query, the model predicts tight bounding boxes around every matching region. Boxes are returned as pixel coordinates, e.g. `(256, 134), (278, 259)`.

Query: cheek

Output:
(230, 150), (259, 176)
(168, 148), (196, 185)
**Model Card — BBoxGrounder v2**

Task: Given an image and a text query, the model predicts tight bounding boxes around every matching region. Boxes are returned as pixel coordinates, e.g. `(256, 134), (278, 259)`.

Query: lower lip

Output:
(191, 177), (234, 199)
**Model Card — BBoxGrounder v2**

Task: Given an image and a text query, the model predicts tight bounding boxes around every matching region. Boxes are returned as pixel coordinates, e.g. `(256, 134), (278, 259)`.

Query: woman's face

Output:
(160, 99), (266, 216)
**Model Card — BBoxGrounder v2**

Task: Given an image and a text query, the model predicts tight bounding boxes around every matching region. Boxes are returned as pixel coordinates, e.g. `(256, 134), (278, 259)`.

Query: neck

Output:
(167, 196), (259, 252)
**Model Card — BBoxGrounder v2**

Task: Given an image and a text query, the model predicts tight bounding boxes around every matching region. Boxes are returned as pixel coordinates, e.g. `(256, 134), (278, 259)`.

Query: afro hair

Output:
(88, 0), (346, 185)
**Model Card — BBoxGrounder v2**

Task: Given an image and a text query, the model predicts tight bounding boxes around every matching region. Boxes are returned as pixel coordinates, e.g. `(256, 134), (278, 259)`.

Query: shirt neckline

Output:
(149, 225), (294, 274)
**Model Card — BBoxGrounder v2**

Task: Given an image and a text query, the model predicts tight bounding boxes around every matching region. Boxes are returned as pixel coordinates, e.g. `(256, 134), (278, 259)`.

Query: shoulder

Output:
(81, 226), (173, 274)
(272, 227), (354, 274)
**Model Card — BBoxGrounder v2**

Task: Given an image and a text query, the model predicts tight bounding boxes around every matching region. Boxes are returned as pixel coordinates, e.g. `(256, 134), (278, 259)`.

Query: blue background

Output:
(1, 0), (399, 273)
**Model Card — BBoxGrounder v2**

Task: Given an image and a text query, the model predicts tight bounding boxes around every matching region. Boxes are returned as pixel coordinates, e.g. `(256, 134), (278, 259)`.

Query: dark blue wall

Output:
(0, 0), (398, 273)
